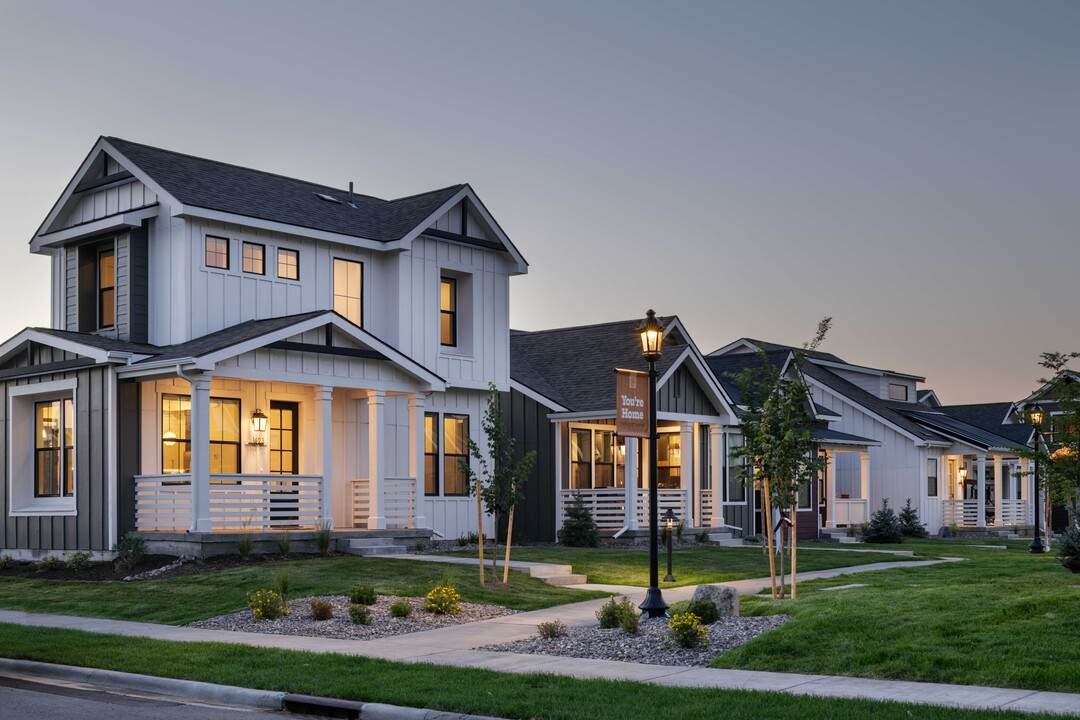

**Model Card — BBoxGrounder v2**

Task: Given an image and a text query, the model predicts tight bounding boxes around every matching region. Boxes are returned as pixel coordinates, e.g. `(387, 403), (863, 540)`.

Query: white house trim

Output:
(509, 379), (568, 412)
(33, 206), (160, 250)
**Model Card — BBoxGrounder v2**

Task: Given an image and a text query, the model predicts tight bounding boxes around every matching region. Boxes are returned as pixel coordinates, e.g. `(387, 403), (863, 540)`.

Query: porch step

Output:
(821, 529), (860, 544)
(343, 538), (408, 557)
(520, 564), (587, 586)
(536, 573), (589, 586)
(707, 532), (744, 547)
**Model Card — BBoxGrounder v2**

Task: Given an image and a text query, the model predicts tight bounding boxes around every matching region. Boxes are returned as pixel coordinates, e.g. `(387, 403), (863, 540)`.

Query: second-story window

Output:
(242, 242), (264, 275)
(888, 383), (909, 401)
(333, 258), (363, 327)
(97, 248), (115, 328)
(278, 248), (299, 280)
(206, 236), (229, 269)
(440, 277), (457, 347)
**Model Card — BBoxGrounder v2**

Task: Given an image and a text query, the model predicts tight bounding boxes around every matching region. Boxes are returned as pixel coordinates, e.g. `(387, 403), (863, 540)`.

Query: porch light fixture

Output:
(663, 507), (677, 583)
(1029, 403), (1047, 554)
(250, 408), (268, 446)
(958, 466), (967, 480)
(638, 309), (669, 618)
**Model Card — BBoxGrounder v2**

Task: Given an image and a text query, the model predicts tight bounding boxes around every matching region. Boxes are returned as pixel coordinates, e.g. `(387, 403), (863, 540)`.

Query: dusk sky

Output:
(1, 1), (1076, 404)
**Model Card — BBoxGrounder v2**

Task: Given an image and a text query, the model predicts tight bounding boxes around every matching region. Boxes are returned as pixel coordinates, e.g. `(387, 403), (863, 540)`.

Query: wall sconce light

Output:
(958, 466), (968, 481)
(250, 408), (268, 446)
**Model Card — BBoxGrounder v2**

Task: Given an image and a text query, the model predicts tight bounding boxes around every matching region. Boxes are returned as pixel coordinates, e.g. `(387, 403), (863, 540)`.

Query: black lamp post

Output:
(1029, 404), (1047, 554)
(663, 507), (677, 582)
(639, 309), (669, 618)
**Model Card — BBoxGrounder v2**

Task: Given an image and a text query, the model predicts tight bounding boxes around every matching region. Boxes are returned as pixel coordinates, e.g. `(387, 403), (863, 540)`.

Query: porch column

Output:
(409, 393), (427, 531)
(367, 390), (386, 530)
(993, 455), (1003, 526)
(189, 374), (212, 532)
(316, 386), (334, 528)
(681, 422), (694, 526)
(710, 426), (723, 528)
(976, 454), (987, 528)
(859, 449), (870, 503)
(624, 437), (638, 531)
(1027, 458), (1036, 525)
(825, 449), (836, 528)
(554, 424), (564, 531)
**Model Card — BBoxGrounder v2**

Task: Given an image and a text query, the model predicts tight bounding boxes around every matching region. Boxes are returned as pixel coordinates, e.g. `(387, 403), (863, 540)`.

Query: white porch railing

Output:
(559, 488), (629, 530)
(943, 498), (1028, 527)
(352, 477), (416, 529)
(998, 499), (1027, 525)
(833, 498), (868, 526)
(635, 488), (689, 527)
(700, 489), (716, 527)
(134, 474), (323, 532)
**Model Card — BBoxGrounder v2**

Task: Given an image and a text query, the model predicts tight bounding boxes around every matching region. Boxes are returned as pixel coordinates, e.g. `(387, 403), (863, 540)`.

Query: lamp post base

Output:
(1029, 535), (1047, 554)
(663, 573), (675, 582)
(640, 586), (669, 619)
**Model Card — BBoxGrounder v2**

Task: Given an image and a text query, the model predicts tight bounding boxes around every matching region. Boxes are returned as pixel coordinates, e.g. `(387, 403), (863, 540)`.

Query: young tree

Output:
(730, 318), (831, 599)
(461, 383), (537, 585)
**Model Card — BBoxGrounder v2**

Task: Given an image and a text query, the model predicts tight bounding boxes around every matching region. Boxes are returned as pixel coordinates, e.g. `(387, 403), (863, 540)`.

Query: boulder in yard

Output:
(690, 585), (739, 618)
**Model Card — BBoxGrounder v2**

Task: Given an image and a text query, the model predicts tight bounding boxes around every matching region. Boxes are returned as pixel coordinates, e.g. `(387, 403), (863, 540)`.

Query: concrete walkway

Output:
(2, 555), (1077, 716)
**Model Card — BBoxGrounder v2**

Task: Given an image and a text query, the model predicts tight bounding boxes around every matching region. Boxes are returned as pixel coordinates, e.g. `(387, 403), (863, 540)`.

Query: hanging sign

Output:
(615, 368), (649, 438)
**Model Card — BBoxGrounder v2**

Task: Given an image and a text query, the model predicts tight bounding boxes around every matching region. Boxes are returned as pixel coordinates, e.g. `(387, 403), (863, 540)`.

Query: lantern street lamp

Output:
(1029, 404), (1047, 554)
(638, 309), (669, 618)
(663, 507), (677, 583)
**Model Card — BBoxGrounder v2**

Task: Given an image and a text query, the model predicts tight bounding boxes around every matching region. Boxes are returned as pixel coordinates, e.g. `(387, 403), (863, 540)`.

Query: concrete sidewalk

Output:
(1, 552), (1076, 717)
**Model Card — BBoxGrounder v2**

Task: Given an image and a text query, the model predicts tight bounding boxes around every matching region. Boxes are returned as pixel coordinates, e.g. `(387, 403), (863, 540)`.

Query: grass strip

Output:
(0, 623), (1063, 720)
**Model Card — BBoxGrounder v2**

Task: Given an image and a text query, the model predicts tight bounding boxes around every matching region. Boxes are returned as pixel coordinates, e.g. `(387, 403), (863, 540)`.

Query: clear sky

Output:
(0, 0), (1076, 404)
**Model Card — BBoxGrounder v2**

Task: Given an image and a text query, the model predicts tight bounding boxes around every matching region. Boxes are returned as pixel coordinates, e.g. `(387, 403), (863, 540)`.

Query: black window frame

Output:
(242, 242), (265, 275)
(160, 394), (241, 474)
(97, 247), (115, 329)
(424, 412), (439, 496)
(277, 247), (300, 280)
(205, 235), (230, 270)
(440, 277), (458, 347)
(333, 257), (363, 327)
(442, 414), (469, 496)
(927, 458), (939, 498)
(34, 398), (74, 498)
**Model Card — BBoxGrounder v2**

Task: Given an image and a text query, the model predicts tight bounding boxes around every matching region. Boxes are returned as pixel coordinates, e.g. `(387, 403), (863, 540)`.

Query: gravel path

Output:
(481, 615), (787, 667)
(189, 594), (517, 641)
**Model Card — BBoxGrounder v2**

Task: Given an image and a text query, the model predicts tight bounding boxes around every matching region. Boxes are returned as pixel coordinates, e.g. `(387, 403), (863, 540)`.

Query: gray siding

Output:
(505, 389), (557, 542)
(64, 248), (78, 331)
(0, 344), (112, 552)
(127, 223), (149, 343)
(658, 365), (716, 416)
(117, 379), (140, 537)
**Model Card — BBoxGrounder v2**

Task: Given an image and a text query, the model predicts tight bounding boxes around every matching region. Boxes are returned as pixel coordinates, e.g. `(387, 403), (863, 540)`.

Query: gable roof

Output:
(103, 137), (464, 243)
(704, 349), (792, 407)
(939, 403), (1033, 446)
(709, 337), (845, 364)
(898, 408), (1026, 452)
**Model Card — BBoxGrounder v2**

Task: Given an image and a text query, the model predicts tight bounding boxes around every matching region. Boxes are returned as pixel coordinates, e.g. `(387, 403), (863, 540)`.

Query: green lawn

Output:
(0, 556), (606, 624)
(712, 539), (1080, 692)
(456, 543), (921, 587)
(0, 623), (1063, 720)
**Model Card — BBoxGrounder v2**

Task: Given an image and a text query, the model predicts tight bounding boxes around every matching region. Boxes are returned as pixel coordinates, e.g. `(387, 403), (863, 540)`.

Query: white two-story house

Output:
(0, 137), (527, 558)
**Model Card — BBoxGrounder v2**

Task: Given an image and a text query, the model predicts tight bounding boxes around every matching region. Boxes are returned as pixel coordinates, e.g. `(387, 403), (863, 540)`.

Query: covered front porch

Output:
(817, 429), (879, 530)
(938, 452), (1031, 529)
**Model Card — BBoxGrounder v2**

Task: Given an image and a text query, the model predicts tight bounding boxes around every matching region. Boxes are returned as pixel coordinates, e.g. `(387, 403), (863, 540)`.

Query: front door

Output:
(269, 402), (299, 523)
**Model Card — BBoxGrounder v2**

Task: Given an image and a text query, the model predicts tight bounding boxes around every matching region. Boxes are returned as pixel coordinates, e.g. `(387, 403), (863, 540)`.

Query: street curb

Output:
(0, 658), (508, 720)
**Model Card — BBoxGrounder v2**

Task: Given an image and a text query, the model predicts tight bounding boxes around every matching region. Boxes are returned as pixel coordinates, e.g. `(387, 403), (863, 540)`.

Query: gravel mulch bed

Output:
(481, 615), (787, 667)
(189, 594), (518, 640)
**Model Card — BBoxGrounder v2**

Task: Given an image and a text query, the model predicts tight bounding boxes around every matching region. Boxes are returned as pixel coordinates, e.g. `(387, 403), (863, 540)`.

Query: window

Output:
(440, 277), (457, 346)
(242, 242), (265, 275)
(656, 432), (681, 488)
(34, 399), (74, 498)
(888, 383), (908, 401)
(927, 458), (939, 498)
(161, 395), (241, 474)
(797, 480), (812, 510)
(442, 415), (469, 496)
(278, 248), (299, 280)
(333, 258), (362, 326)
(569, 427), (617, 490)
(97, 248), (115, 328)
(725, 434), (747, 502)
(205, 236), (229, 269)
(424, 413), (439, 496)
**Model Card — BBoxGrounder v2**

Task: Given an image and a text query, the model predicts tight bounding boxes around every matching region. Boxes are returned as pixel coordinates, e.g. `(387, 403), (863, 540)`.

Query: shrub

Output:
(596, 596), (639, 633)
(349, 584), (377, 606)
(237, 534), (254, 559)
(898, 499), (929, 538)
(275, 533), (292, 557)
(65, 550), (93, 572)
(697, 530), (710, 544)
(669, 612), (709, 648)
(863, 499), (904, 543)
(247, 590), (286, 622)
(315, 522), (333, 556)
(1058, 525), (1080, 573)
(389, 600), (414, 618)
(113, 532), (146, 573)
(425, 581), (462, 615)
(414, 539), (427, 553)
(0, 555), (15, 571)
(309, 598), (334, 621)
(457, 532), (479, 547)
(348, 604), (373, 625)
(686, 599), (720, 625)
(37, 556), (65, 571)
(537, 620), (567, 639)
(676, 522), (685, 542)
(276, 570), (291, 605)
(560, 493), (600, 547)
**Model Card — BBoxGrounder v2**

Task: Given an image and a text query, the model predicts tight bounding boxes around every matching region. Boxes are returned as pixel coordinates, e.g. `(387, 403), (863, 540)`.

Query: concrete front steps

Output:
(342, 538), (410, 557)
(821, 528), (860, 544)
(707, 531), (745, 547)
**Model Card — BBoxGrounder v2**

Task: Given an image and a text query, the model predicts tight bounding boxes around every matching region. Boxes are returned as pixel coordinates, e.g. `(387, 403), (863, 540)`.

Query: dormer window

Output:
(888, 383), (909, 401)
(97, 248), (115, 328)
(205, 236), (229, 269)
(77, 239), (116, 332)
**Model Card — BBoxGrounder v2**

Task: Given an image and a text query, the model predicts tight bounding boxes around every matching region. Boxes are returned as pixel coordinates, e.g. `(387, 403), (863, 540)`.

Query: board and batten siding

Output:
(504, 388), (557, 542)
(60, 179), (156, 230)
(658, 365), (718, 416)
(0, 346), (113, 553)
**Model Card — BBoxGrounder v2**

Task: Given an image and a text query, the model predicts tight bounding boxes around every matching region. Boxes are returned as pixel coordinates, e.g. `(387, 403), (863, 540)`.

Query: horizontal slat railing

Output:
(998, 499), (1027, 526)
(942, 499), (980, 527)
(833, 498), (868, 526)
(635, 488), (688, 527)
(383, 477), (416, 529)
(559, 488), (629, 530)
(700, 489), (715, 527)
(135, 475), (192, 532)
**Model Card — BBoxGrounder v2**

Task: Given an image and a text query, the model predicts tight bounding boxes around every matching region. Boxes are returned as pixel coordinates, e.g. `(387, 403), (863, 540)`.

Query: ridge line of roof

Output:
(511, 314), (679, 337)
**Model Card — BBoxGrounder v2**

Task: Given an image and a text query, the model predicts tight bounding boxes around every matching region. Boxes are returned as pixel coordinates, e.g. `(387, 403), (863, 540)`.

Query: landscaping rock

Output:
(690, 585), (739, 618)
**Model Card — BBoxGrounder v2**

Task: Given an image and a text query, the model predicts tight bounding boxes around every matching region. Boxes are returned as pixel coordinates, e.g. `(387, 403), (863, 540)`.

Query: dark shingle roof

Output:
(812, 427), (880, 445)
(509, 317), (683, 413)
(32, 328), (158, 354)
(731, 338), (845, 364)
(105, 137), (464, 242)
(898, 409), (1026, 452)
(137, 311), (329, 363)
(704, 350), (792, 406)
(939, 403), (1032, 446)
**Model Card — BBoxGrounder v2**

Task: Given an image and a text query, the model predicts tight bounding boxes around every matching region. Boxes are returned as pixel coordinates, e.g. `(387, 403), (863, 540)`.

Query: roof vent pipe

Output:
(348, 182), (355, 207)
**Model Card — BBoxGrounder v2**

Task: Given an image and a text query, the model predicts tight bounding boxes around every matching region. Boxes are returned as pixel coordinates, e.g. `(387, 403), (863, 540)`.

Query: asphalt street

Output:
(0, 676), (287, 720)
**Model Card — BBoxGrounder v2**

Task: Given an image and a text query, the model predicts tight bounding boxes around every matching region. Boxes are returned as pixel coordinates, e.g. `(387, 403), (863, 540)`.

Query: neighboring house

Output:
(507, 317), (740, 542)
(1, 136), (528, 558)
(707, 339), (1035, 535)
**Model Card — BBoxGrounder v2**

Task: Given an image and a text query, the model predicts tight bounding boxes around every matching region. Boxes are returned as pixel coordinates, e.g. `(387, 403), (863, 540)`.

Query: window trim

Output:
(242, 241), (265, 275)
(424, 412), (439, 496)
(568, 424), (619, 490)
(97, 246), (115, 329)
(888, 383), (909, 401)
(440, 277), (458, 347)
(205, 235), (230, 270)
(34, 398), (75, 499)
(332, 257), (363, 327)
(277, 247), (300, 280)
(160, 394), (242, 475)
(442, 414), (470, 497)
(927, 458), (939, 498)
(8, 378), (78, 517)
